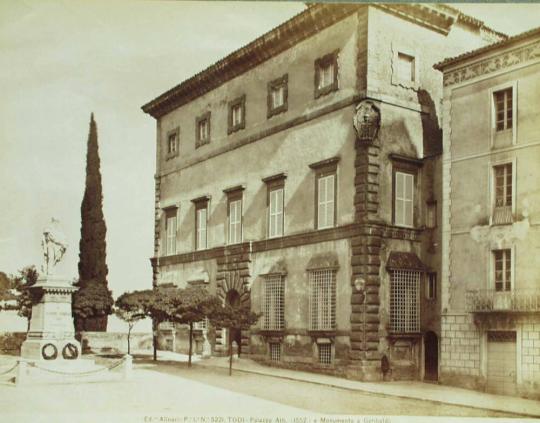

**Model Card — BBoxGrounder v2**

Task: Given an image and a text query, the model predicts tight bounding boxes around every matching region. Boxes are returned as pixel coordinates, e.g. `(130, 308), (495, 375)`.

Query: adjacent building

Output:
(435, 27), (540, 398)
(142, 4), (504, 382)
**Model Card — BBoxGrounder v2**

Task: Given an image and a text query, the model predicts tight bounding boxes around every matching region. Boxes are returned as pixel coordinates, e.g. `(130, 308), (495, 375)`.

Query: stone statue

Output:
(41, 218), (68, 275)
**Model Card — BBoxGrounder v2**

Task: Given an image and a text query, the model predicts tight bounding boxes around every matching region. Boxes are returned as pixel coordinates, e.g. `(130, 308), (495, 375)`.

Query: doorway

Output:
(424, 331), (438, 381)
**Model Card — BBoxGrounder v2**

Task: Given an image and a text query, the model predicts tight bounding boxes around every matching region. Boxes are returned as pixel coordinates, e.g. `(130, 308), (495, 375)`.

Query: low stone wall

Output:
(0, 332), (26, 354)
(80, 331), (153, 354)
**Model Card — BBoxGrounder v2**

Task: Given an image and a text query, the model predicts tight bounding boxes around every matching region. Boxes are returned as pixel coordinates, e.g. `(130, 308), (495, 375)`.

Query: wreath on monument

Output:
(41, 343), (58, 360)
(62, 343), (79, 360)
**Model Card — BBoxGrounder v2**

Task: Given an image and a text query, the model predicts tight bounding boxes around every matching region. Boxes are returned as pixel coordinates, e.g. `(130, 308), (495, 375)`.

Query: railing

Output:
(466, 289), (540, 312)
(492, 205), (513, 225)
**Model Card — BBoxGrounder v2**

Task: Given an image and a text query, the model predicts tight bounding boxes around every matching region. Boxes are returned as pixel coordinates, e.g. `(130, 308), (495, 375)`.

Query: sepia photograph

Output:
(0, 1), (539, 421)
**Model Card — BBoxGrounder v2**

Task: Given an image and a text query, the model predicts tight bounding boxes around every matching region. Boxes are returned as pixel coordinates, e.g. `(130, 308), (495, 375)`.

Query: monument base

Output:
(21, 338), (82, 362)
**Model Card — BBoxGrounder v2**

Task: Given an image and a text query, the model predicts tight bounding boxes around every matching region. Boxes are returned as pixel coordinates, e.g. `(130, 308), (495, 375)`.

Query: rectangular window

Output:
(272, 85), (284, 109)
(269, 343), (281, 362)
(309, 269), (336, 331)
(196, 112), (211, 147)
(317, 174), (335, 230)
(228, 199), (242, 244)
(426, 272), (437, 300)
(196, 206), (207, 251)
(269, 188), (284, 238)
(394, 171), (414, 227)
(263, 275), (285, 330)
(165, 212), (177, 256)
(397, 52), (415, 82)
(494, 249), (511, 292)
(390, 270), (420, 333)
(314, 50), (338, 98)
(494, 88), (513, 131)
(318, 343), (332, 365)
(193, 317), (209, 331)
(166, 128), (180, 158)
(168, 133), (177, 154)
(228, 95), (246, 134)
(494, 164), (512, 208)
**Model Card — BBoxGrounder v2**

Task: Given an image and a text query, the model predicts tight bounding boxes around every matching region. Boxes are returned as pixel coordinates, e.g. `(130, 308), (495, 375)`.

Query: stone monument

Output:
(20, 218), (83, 366)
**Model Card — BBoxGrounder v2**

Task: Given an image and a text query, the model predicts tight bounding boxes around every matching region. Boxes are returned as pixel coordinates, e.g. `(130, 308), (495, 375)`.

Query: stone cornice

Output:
(442, 38), (540, 87)
(141, 4), (362, 119)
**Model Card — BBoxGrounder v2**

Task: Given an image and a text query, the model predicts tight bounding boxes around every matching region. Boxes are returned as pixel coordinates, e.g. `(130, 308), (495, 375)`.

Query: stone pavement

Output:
(194, 355), (540, 417)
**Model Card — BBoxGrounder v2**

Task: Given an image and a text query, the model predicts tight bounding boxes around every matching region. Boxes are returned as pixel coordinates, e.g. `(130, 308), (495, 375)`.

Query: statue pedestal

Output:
(20, 275), (82, 364)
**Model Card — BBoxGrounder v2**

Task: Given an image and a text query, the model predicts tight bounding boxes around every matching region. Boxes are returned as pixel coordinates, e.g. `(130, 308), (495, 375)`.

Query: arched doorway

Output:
(424, 331), (438, 381)
(225, 289), (242, 356)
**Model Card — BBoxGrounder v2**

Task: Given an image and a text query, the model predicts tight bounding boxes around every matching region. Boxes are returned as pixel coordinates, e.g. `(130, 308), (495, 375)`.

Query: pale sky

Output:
(1, 1), (539, 308)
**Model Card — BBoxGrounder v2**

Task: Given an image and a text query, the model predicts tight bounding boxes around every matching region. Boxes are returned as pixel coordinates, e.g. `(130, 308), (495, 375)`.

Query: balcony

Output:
(466, 289), (540, 313)
(492, 205), (513, 225)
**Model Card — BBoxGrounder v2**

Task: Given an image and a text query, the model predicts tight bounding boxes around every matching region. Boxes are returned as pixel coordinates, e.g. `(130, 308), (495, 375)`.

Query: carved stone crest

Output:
(353, 100), (380, 144)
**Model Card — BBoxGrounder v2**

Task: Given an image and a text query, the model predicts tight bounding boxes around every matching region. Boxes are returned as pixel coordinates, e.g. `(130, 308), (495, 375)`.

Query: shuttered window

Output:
(228, 199), (242, 244)
(196, 207), (207, 250)
(165, 213), (177, 256)
(317, 174), (335, 229)
(269, 188), (284, 238)
(395, 171), (414, 227)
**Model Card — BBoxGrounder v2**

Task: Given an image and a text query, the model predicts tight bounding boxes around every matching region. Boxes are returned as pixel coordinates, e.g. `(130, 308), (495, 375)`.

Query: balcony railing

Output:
(492, 205), (513, 225)
(466, 289), (540, 313)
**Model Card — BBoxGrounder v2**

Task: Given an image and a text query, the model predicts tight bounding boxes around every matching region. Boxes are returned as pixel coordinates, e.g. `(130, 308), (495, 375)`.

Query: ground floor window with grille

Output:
(318, 343), (332, 365)
(269, 343), (281, 362)
(263, 275), (285, 330)
(390, 270), (420, 333)
(309, 269), (336, 331)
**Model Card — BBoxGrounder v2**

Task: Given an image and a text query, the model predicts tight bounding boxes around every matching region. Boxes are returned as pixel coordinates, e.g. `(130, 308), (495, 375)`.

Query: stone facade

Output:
(142, 4), (502, 382)
(436, 28), (540, 398)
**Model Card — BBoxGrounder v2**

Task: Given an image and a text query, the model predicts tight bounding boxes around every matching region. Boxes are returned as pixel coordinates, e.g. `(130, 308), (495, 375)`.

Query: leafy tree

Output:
(10, 266), (39, 330)
(74, 113), (113, 332)
(209, 299), (260, 375)
(114, 291), (148, 354)
(171, 286), (222, 367)
(0, 271), (15, 312)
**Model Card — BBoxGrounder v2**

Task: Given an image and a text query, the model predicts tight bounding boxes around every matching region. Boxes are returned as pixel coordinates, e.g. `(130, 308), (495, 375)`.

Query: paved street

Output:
(0, 355), (528, 421)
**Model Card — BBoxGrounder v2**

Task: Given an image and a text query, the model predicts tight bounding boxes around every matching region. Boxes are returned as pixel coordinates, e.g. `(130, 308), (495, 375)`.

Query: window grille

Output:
(317, 174), (335, 229)
(166, 214), (177, 255)
(395, 171), (414, 227)
(228, 199), (242, 244)
(309, 270), (336, 331)
(269, 188), (284, 238)
(390, 270), (420, 333)
(196, 207), (207, 250)
(494, 88), (513, 131)
(318, 343), (332, 365)
(494, 249), (511, 292)
(263, 275), (285, 330)
(269, 343), (281, 362)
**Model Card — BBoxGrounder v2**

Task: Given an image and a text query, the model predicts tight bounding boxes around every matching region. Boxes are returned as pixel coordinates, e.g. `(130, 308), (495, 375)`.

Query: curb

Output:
(194, 361), (537, 418)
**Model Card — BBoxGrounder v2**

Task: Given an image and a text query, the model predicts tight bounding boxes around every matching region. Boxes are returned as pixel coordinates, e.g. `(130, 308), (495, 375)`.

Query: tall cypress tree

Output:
(73, 113), (113, 332)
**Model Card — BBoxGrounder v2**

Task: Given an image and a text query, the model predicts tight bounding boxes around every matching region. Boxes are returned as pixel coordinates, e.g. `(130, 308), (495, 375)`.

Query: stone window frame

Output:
(489, 156), (516, 226)
(195, 111), (211, 148)
(223, 185), (245, 244)
(165, 127), (180, 160)
(309, 157), (340, 230)
(489, 81), (517, 147)
(191, 195), (210, 251)
(227, 94), (246, 135)
(162, 205), (178, 256)
(262, 173), (287, 239)
(391, 43), (420, 91)
(267, 74), (288, 118)
(314, 50), (339, 99)
(390, 154), (423, 229)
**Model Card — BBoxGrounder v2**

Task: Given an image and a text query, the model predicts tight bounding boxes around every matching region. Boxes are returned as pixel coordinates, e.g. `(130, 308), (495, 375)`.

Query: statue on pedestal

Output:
(41, 218), (68, 276)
